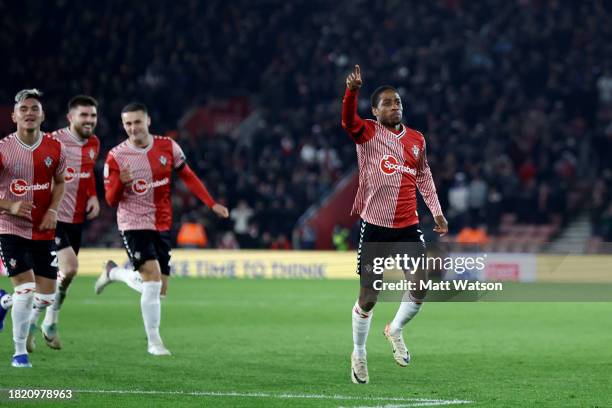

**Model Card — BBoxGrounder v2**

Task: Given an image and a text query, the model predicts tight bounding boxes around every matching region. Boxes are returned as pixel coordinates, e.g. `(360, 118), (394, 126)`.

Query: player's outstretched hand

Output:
(39, 209), (58, 230)
(86, 195), (100, 220)
(346, 64), (363, 90)
(212, 203), (229, 218)
(9, 201), (33, 219)
(433, 215), (448, 236)
(120, 165), (133, 185)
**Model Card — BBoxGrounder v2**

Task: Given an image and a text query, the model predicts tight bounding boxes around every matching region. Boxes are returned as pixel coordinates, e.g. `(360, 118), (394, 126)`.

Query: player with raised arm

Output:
(25, 95), (101, 351)
(342, 65), (448, 383)
(0, 89), (66, 367)
(95, 102), (229, 355)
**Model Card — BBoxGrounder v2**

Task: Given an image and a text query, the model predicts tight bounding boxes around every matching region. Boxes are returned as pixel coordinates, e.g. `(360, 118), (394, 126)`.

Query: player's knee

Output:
(139, 260), (162, 281)
(13, 282), (36, 301)
(358, 292), (378, 312)
(409, 290), (426, 304)
(33, 292), (55, 310)
(359, 301), (376, 312)
(63, 264), (78, 280)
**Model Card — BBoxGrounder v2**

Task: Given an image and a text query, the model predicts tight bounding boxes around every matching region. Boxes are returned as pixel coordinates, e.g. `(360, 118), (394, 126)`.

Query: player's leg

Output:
(54, 222), (82, 305)
(10, 271), (36, 367)
(95, 260), (142, 294)
(139, 259), (169, 355)
(155, 231), (172, 297)
(95, 230), (142, 294)
(384, 226), (427, 367)
(41, 225), (80, 349)
(26, 241), (58, 353)
(118, 230), (170, 355)
(1, 234), (36, 367)
(350, 220), (383, 384)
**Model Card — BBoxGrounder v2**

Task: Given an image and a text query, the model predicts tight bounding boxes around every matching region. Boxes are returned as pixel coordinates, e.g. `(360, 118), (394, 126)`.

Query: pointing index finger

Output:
(355, 64), (361, 76)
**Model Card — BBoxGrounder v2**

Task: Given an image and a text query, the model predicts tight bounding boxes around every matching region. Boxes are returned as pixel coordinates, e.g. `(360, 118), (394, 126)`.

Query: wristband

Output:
(47, 209), (58, 215)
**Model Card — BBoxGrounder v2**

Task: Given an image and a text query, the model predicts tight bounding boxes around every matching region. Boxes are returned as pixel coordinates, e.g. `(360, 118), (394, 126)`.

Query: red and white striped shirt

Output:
(342, 88), (443, 228)
(52, 127), (100, 224)
(104, 135), (186, 232)
(0, 133), (66, 240)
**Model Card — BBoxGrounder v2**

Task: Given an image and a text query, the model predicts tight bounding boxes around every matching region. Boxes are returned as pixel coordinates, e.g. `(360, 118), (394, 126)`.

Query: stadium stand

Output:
(1, 0), (611, 251)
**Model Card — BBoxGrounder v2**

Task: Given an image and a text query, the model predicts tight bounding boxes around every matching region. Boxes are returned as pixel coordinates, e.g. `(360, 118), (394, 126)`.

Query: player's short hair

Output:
(68, 95), (98, 111)
(121, 102), (148, 115)
(370, 85), (398, 108)
(14, 88), (43, 105)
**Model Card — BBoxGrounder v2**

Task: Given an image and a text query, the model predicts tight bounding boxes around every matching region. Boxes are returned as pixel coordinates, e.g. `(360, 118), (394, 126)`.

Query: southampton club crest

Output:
(159, 156), (167, 166)
(89, 148), (95, 160)
(412, 145), (420, 159)
(44, 156), (53, 167)
(9, 258), (17, 269)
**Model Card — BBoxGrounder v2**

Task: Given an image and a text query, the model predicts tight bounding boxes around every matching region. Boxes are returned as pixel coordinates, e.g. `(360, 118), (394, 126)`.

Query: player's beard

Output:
(75, 124), (94, 139)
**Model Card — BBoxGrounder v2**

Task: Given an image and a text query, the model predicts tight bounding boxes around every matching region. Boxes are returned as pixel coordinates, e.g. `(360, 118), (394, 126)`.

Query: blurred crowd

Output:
(2, 0), (611, 247)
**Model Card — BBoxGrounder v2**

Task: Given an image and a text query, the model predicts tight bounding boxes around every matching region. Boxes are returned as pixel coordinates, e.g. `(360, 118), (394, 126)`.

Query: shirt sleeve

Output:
(104, 154), (124, 207)
(171, 139), (187, 169)
(177, 164), (216, 208)
(341, 88), (376, 144)
(416, 140), (443, 217)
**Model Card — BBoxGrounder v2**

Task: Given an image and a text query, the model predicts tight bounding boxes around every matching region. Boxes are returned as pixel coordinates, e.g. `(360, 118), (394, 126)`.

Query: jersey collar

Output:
(13, 131), (43, 151)
(126, 135), (154, 153)
(66, 127), (88, 146)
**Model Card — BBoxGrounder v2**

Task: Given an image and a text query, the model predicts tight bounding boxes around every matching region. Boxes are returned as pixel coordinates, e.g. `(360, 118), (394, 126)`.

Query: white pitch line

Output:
(72, 389), (471, 405)
(340, 402), (471, 408)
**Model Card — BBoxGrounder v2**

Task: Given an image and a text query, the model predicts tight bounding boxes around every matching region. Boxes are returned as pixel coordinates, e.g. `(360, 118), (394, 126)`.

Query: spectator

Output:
(231, 200), (254, 247)
(177, 221), (208, 248)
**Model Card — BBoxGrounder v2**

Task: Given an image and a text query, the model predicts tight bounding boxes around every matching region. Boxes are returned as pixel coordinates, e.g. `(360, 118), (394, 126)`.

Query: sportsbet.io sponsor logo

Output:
(132, 177), (170, 195)
(64, 167), (91, 183)
(379, 155), (417, 176)
(10, 179), (50, 197)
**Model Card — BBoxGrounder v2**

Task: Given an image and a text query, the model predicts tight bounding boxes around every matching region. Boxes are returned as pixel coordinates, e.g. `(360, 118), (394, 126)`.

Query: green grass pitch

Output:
(0, 278), (610, 407)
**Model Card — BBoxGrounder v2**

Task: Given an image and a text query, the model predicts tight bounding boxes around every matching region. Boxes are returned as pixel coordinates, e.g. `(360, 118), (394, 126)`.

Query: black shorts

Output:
(120, 230), (172, 275)
(55, 222), (83, 254)
(356, 220), (427, 291)
(0, 234), (58, 279)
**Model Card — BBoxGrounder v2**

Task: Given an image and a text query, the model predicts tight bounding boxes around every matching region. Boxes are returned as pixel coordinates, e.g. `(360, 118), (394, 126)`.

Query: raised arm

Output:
(342, 64), (375, 144)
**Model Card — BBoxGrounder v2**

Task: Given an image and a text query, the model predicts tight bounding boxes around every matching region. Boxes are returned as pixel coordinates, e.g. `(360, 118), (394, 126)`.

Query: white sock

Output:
(109, 266), (143, 293)
(141, 281), (162, 345)
(352, 301), (373, 358)
(43, 276), (64, 326)
(389, 300), (422, 335)
(29, 292), (55, 328)
(12, 282), (35, 356)
(43, 299), (60, 326)
(1, 293), (13, 309)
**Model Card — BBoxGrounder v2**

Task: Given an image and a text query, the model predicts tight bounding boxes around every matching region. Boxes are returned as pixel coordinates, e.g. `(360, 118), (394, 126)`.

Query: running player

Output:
(26, 95), (101, 351)
(342, 65), (448, 383)
(0, 89), (66, 367)
(96, 102), (229, 355)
